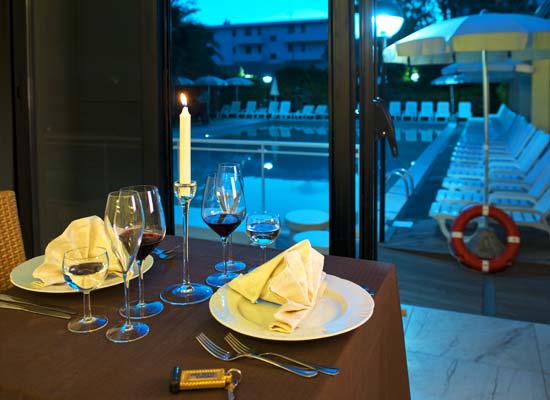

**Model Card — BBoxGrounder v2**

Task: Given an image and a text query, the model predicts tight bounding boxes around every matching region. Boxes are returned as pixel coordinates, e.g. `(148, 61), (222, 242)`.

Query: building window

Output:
(232, 46), (236, 55)
(270, 35), (276, 42)
(245, 45), (251, 54)
(301, 24), (306, 33)
(245, 27), (252, 36)
(258, 44), (263, 53)
(287, 43), (294, 52)
(288, 25), (295, 34)
(301, 44), (306, 52)
(232, 29), (236, 37)
(257, 27), (262, 35)
(270, 53), (277, 60)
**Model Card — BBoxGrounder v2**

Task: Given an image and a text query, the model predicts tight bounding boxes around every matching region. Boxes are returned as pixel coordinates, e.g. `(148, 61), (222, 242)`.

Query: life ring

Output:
(451, 205), (520, 273)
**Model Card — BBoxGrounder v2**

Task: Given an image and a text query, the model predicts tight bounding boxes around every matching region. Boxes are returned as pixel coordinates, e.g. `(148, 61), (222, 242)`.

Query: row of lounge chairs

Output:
(429, 104), (550, 238)
(219, 101), (328, 120)
(389, 100), (472, 122)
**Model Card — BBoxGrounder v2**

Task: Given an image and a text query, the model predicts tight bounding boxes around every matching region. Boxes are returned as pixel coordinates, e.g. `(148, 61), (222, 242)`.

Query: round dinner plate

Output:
(209, 274), (375, 341)
(10, 255), (154, 294)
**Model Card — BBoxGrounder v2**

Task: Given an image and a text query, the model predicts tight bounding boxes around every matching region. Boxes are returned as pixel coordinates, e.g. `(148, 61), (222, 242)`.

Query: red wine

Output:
(204, 214), (242, 237)
(137, 231), (164, 260)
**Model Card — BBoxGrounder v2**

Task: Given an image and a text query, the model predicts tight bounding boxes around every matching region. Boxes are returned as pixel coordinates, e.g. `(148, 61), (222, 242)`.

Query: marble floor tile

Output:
(408, 351), (548, 400)
(401, 304), (415, 334)
(405, 306), (541, 372)
(535, 324), (550, 374)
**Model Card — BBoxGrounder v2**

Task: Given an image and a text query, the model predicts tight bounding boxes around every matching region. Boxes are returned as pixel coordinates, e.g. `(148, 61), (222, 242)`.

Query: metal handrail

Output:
(386, 168), (413, 198)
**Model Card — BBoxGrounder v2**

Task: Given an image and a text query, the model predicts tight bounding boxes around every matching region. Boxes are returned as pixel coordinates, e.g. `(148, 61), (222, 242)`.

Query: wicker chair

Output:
(0, 191), (26, 290)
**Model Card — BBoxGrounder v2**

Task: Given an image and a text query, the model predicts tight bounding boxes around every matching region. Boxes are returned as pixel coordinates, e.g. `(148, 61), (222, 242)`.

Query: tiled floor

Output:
(402, 305), (550, 399)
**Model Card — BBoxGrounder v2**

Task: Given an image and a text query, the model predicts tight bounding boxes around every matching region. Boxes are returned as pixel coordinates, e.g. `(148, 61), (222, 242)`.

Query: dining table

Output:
(0, 236), (410, 400)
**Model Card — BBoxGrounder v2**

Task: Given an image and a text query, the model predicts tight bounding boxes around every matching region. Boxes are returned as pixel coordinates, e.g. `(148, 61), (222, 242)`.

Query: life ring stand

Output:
(451, 205), (520, 273)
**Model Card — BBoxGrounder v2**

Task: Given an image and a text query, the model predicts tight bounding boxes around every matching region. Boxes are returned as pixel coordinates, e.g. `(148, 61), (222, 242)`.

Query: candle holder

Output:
(160, 181), (213, 305)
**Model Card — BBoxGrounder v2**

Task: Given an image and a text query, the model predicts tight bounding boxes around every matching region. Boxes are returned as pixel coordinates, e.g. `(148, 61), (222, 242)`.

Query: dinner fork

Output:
(224, 333), (340, 375)
(195, 333), (317, 378)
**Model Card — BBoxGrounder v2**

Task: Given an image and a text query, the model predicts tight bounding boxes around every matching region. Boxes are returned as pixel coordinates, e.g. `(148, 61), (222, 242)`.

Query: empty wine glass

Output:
(104, 190), (147, 343)
(62, 247), (109, 333)
(246, 212), (280, 269)
(201, 173), (246, 287)
(119, 185), (165, 319)
(214, 163), (246, 273)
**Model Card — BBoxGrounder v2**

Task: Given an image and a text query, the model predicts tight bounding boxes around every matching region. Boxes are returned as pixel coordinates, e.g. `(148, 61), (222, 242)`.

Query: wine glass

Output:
(104, 190), (147, 343)
(62, 247), (109, 333)
(119, 185), (165, 319)
(201, 173), (246, 287)
(246, 212), (281, 269)
(214, 163), (247, 273)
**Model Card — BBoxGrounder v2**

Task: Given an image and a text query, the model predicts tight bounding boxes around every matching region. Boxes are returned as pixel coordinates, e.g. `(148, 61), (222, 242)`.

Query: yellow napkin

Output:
(229, 240), (326, 333)
(33, 216), (123, 286)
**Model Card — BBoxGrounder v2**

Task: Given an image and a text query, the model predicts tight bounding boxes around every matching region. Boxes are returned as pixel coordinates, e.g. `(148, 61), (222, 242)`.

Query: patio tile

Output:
(406, 306), (540, 371)
(535, 323), (550, 374)
(408, 351), (548, 400)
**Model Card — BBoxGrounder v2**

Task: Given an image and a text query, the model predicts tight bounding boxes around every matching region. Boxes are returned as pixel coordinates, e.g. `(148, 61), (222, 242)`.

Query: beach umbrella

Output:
(226, 77), (254, 101)
(193, 75), (228, 118)
(174, 76), (194, 86)
(270, 77), (280, 100)
(384, 12), (550, 207)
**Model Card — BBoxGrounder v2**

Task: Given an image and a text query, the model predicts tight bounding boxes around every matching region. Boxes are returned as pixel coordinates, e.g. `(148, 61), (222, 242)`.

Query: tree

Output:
(438, 0), (538, 19)
(391, 0), (440, 43)
(171, 0), (220, 78)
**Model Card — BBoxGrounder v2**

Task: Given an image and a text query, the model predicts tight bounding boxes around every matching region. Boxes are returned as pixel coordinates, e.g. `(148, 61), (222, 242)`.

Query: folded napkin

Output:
(229, 240), (326, 333)
(33, 216), (123, 286)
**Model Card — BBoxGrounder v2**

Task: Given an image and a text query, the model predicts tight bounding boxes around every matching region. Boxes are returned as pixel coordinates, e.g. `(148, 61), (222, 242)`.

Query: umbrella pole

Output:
(450, 85), (455, 116)
(236, 86), (239, 102)
(482, 50), (489, 207)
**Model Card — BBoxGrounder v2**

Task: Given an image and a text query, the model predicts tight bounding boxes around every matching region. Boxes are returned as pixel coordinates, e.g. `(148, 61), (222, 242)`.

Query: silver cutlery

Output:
(224, 333), (340, 376)
(0, 301), (72, 319)
(0, 294), (77, 315)
(195, 333), (317, 378)
(153, 245), (180, 255)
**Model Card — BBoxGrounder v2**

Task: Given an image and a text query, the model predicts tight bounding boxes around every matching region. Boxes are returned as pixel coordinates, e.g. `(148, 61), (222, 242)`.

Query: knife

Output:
(0, 301), (72, 319)
(0, 294), (77, 315)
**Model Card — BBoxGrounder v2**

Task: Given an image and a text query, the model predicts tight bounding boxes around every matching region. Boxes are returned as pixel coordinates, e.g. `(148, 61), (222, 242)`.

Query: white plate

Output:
(9, 255), (154, 294)
(209, 274), (374, 341)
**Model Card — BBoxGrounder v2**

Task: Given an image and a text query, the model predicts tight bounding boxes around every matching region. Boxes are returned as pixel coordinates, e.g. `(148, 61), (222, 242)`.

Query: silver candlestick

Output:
(160, 181), (213, 305)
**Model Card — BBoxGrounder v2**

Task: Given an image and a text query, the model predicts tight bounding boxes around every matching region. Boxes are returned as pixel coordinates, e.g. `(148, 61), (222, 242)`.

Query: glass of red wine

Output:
(201, 173), (246, 287)
(214, 163), (247, 273)
(104, 190), (147, 343)
(119, 185), (165, 319)
(62, 246), (109, 333)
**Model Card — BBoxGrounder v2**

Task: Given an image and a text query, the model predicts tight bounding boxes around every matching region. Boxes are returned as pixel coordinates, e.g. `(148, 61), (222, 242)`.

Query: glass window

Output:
(288, 24), (295, 33)
(245, 27), (252, 36)
(245, 45), (251, 54)
(270, 35), (276, 41)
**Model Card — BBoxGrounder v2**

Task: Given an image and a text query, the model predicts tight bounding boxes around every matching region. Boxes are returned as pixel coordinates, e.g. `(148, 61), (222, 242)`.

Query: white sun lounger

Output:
(401, 101), (418, 121)
(389, 101), (401, 120)
(434, 101), (451, 122)
(271, 101), (292, 119)
(456, 101), (472, 120)
(238, 101), (257, 118)
(418, 101), (434, 121)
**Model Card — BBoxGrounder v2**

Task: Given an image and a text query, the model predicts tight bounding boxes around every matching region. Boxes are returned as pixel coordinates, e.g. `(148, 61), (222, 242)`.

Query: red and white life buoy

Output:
(451, 205), (520, 273)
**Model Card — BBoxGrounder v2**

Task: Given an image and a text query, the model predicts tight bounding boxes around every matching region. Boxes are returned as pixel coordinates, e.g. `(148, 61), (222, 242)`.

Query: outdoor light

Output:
(263, 162), (273, 170)
(262, 75), (273, 84)
(410, 71), (420, 82)
(375, 0), (404, 39)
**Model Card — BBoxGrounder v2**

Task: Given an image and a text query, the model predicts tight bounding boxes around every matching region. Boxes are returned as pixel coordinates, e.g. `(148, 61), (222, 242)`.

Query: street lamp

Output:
(375, 0), (404, 244)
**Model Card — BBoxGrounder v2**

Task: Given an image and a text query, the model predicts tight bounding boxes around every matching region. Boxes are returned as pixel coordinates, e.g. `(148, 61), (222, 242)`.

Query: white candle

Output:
(179, 93), (191, 183)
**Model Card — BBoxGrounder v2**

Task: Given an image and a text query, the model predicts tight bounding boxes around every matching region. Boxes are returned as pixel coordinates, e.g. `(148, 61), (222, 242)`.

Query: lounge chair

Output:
(254, 101), (279, 118)
(293, 105), (314, 119)
(429, 189), (550, 239)
(401, 101), (418, 121)
(238, 101), (257, 118)
(434, 101), (451, 122)
(389, 101), (401, 120)
(271, 101), (292, 119)
(221, 101), (241, 118)
(218, 104), (230, 118)
(457, 101), (472, 120)
(313, 105), (328, 119)
(418, 101), (434, 121)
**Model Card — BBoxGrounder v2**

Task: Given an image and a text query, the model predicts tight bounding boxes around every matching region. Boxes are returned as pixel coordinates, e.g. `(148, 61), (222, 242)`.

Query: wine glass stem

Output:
(122, 272), (133, 329)
(221, 236), (229, 277)
(227, 234), (233, 263)
(136, 259), (145, 307)
(260, 245), (267, 265)
(181, 198), (191, 288)
(83, 291), (92, 321)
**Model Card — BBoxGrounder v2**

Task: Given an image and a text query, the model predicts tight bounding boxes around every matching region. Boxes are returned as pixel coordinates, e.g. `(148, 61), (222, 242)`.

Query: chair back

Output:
(245, 101), (256, 112)
(457, 102), (472, 119)
(0, 191), (26, 290)
(389, 101), (401, 118)
(230, 101), (241, 113)
(278, 101), (291, 114)
(267, 101), (279, 114)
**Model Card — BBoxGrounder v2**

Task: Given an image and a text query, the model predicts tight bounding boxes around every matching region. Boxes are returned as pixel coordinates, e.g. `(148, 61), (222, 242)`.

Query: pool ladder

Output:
(385, 168), (414, 198)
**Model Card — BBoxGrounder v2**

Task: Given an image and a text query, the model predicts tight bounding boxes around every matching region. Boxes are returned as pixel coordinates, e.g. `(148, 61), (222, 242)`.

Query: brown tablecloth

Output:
(0, 237), (410, 400)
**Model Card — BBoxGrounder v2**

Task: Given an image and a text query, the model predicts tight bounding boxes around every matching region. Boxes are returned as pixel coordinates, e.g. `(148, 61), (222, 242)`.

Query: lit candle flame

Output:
(180, 93), (187, 107)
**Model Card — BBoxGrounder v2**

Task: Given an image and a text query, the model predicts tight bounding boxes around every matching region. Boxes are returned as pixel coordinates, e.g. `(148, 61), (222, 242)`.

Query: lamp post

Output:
(375, 0), (403, 243)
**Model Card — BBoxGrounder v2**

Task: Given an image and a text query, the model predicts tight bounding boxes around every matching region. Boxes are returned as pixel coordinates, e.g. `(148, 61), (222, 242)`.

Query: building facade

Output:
(211, 18), (328, 75)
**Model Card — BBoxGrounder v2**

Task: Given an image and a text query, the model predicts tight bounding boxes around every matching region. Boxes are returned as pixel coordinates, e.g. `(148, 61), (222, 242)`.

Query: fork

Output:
(195, 333), (317, 378)
(224, 333), (340, 376)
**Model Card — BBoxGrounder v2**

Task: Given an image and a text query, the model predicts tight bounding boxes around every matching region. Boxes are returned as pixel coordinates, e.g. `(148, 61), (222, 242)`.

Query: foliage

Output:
(437, 0), (538, 19)
(171, 0), (220, 78)
(391, 0), (440, 43)
(274, 66), (328, 109)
